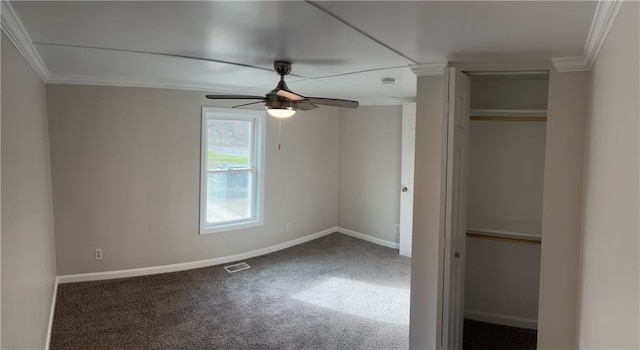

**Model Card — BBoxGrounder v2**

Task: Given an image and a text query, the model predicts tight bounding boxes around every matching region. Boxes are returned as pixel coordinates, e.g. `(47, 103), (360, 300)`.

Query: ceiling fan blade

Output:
(205, 95), (265, 100)
(232, 101), (265, 109)
(276, 89), (306, 101)
(306, 97), (359, 109)
(297, 101), (319, 111)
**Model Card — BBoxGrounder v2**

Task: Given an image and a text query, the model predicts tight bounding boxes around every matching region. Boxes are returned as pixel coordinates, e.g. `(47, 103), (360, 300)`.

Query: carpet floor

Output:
(51, 233), (411, 349)
(463, 319), (537, 350)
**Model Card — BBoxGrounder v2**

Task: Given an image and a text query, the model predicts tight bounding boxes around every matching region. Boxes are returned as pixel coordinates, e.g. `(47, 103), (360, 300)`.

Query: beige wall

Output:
(47, 85), (339, 275)
(409, 74), (446, 349)
(579, 2), (640, 348)
(537, 70), (588, 349)
(1, 34), (57, 349)
(338, 106), (402, 242)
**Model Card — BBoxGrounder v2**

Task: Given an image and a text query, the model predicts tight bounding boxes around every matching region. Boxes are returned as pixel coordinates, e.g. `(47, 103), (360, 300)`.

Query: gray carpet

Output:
(51, 233), (411, 349)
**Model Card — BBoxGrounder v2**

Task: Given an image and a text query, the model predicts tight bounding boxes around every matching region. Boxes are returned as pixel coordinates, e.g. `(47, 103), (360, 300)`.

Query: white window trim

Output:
(200, 106), (265, 234)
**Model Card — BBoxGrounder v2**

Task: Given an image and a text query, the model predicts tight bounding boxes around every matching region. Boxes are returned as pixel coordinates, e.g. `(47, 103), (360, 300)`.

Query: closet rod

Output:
(470, 116), (547, 122)
(466, 232), (541, 245)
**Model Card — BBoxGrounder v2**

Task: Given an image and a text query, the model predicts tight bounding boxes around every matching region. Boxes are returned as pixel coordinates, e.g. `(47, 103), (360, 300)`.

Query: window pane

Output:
(200, 108), (263, 234)
(206, 171), (252, 224)
(207, 119), (251, 171)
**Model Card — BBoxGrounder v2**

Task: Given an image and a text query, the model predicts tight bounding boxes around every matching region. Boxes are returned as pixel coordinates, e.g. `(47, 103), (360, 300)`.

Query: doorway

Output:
(442, 69), (548, 349)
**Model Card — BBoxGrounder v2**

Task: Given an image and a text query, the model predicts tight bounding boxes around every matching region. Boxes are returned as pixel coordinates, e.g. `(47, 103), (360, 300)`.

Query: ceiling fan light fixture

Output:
(265, 98), (297, 118)
(266, 106), (296, 118)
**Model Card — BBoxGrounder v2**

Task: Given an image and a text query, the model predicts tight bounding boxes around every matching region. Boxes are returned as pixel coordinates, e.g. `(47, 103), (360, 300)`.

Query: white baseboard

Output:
(57, 227), (338, 284)
(56, 227), (399, 284)
(465, 309), (537, 330)
(337, 227), (399, 249)
(45, 277), (59, 350)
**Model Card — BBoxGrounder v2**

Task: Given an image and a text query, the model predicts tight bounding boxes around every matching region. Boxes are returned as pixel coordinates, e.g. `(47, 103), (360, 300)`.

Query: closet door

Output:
(442, 67), (470, 350)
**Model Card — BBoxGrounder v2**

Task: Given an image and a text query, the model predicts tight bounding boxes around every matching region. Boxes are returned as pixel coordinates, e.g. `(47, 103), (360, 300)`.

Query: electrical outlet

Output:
(286, 222), (293, 233)
(95, 248), (102, 260)
(395, 224), (400, 234)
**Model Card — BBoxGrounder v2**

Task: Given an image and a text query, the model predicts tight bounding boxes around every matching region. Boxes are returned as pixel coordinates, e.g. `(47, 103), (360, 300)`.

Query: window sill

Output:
(200, 219), (263, 235)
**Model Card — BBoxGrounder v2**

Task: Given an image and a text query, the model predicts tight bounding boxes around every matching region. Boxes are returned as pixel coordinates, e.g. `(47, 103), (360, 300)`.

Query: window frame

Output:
(199, 106), (265, 234)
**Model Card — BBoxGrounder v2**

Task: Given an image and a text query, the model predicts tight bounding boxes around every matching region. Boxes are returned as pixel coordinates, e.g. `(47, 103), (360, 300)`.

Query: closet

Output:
(463, 72), (548, 340)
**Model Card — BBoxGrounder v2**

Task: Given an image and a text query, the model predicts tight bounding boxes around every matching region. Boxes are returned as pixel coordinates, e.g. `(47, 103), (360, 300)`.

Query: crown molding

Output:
(46, 74), (411, 106)
(410, 63), (448, 77)
(552, 0), (623, 72)
(551, 56), (590, 72)
(356, 97), (411, 106)
(582, 0), (623, 69)
(1, 0), (50, 82)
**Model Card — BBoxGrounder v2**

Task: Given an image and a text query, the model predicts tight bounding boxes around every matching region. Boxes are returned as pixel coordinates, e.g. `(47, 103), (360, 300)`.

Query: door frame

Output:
(413, 62), (578, 350)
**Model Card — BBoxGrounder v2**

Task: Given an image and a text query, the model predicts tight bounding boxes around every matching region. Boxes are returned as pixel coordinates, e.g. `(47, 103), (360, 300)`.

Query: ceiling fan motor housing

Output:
(274, 61), (292, 76)
(265, 96), (297, 110)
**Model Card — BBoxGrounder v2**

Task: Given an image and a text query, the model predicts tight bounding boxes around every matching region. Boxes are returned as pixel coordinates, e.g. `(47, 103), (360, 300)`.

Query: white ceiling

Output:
(9, 1), (598, 105)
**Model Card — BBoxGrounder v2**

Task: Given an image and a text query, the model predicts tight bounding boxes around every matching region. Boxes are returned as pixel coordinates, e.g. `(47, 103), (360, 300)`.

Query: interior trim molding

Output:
(410, 63), (448, 77)
(45, 277), (59, 350)
(551, 0), (623, 72)
(465, 309), (538, 330)
(0, 0), (50, 82)
(337, 227), (400, 249)
(57, 227), (338, 284)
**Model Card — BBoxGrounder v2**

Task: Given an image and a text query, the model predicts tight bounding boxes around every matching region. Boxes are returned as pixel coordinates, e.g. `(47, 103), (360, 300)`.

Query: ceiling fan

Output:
(205, 61), (359, 118)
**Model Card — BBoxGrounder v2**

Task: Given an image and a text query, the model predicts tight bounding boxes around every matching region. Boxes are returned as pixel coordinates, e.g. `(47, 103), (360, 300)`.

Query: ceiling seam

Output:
(304, 1), (420, 66)
(307, 65), (411, 80)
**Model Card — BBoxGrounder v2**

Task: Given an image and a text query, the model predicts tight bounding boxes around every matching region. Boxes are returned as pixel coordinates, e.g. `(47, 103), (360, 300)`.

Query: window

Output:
(200, 107), (265, 234)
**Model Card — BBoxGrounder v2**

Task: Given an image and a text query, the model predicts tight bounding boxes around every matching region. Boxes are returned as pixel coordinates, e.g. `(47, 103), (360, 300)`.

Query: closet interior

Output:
(463, 72), (549, 347)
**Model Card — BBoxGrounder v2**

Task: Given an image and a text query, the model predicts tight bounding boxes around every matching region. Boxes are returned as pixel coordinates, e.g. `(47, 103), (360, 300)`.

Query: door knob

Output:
(401, 186), (408, 192)
(454, 251), (461, 258)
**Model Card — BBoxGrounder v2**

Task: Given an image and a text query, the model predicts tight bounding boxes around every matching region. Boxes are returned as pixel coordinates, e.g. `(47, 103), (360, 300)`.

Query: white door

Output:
(441, 68), (470, 350)
(399, 102), (417, 257)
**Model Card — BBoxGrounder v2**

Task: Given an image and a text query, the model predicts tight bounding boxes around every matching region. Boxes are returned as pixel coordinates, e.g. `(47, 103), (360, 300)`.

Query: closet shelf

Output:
(466, 217), (542, 244)
(470, 109), (547, 122)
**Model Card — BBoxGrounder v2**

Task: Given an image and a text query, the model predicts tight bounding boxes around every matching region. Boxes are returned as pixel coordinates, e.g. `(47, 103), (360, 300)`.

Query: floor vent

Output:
(224, 262), (251, 273)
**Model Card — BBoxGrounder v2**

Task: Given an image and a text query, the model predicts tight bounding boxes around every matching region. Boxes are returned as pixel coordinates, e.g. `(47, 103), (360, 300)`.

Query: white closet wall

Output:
(467, 121), (546, 226)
